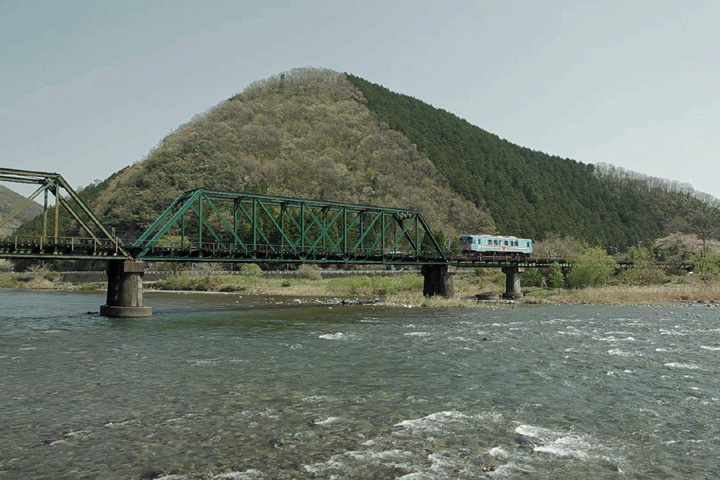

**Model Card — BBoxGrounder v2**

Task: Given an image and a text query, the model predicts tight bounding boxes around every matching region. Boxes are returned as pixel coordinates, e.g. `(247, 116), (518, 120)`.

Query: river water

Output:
(1, 289), (720, 479)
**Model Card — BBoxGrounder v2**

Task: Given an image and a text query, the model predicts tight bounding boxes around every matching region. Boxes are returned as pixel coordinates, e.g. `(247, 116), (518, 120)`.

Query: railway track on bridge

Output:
(2, 167), (636, 317)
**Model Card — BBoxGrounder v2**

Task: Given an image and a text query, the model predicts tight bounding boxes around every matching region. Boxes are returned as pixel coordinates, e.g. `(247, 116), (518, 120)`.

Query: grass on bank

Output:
(0, 273), (19, 288)
(4, 266), (720, 306)
(151, 272), (424, 297)
(0, 265), (63, 290)
(541, 282), (720, 305)
(150, 269), (720, 306)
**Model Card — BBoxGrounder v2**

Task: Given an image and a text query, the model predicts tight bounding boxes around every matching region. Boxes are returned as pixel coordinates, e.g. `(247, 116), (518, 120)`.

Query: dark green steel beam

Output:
(132, 188), (448, 265)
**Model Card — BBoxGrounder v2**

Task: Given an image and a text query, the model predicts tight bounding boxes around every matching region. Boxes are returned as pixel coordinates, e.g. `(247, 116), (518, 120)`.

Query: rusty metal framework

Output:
(0, 168), (126, 259)
(133, 189), (448, 264)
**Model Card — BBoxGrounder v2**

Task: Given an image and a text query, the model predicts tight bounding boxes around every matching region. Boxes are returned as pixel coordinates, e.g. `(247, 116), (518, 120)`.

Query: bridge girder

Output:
(132, 189), (448, 265)
(0, 168), (126, 258)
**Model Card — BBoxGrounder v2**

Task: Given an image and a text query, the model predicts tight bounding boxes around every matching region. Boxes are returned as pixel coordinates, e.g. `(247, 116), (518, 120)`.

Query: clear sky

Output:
(2, 0), (718, 199)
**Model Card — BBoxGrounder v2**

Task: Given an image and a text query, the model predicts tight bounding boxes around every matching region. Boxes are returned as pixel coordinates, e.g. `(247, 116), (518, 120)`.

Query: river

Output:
(1, 288), (720, 479)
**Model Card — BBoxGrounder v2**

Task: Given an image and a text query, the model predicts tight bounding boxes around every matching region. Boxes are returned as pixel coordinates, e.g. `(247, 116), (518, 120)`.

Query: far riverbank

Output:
(5, 269), (720, 308)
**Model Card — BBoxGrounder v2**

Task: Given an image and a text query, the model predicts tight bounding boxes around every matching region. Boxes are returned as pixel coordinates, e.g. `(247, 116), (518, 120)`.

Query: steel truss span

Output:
(0, 168), (126, 259)
(132, 189), (448, 265)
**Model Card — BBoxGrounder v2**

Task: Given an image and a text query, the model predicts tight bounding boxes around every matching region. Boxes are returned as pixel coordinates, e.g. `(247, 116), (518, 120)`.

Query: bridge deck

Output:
(0, 236), (124, 260)
(452, 254), (572, 268)
(1, 235), (581, 268)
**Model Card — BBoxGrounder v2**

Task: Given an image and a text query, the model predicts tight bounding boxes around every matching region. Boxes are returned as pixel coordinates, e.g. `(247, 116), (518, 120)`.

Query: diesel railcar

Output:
(460, 234), (533, 256)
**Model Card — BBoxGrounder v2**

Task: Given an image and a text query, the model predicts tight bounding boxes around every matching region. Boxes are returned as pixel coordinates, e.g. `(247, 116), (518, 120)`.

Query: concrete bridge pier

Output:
(502, 266), (523, 299)
(421, 265), (454, 297)
(100, 259), (153, 317)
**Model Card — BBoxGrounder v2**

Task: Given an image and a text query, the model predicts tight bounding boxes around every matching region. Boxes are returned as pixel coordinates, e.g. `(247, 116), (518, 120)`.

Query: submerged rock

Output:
(514, 435), (537, 452)
(139, 468), (165, 479)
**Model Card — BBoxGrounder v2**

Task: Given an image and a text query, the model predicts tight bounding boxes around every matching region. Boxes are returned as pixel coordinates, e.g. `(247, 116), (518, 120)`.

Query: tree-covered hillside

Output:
(346, 75), (717, 250)
(86, 68), (492, 242)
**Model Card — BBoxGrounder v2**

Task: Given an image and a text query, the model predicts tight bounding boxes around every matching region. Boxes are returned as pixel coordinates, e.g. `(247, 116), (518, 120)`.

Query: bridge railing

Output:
(0, 235), (123, 256)
(0, 234), (445, 263)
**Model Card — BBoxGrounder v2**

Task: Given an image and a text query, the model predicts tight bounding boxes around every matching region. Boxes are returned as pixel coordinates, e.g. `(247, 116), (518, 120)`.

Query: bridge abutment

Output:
(501, 266), (523, 299)
(421, 265), (454, 297)
(100, 260), (152, 317)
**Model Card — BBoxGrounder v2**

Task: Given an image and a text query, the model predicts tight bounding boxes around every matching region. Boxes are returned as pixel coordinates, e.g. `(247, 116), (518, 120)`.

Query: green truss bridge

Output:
(0, 168), (571, 316)
(131, 187), (448, 265)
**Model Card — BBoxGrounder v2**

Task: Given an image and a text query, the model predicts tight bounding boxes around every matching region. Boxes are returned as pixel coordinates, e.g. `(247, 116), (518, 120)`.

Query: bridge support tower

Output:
(100, 260), (153, 317)
(421, 265), (454, 297)
(502, 266), (523, 299)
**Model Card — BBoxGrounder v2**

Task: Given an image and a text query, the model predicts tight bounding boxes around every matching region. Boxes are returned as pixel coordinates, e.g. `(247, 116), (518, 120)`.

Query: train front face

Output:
(460, 235), (479, 253)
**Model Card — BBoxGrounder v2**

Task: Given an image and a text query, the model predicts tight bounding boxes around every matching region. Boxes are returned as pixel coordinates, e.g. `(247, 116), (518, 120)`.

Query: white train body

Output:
(460, 234), (533, 255)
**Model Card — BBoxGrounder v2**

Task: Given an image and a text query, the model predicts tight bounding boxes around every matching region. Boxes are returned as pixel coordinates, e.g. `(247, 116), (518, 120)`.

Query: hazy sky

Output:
(2, 0), (718, 199)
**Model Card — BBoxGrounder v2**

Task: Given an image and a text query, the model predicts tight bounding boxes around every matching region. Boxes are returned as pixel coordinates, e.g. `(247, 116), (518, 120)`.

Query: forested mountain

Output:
(0, 184), (43, 235)
(85, 69), (492, 243)
(16, 67), (720, 250)
(345, 75), (719, 249)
